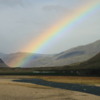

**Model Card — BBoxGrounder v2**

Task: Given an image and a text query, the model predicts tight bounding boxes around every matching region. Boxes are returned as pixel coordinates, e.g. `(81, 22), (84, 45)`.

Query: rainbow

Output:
(10, 1), (99, 67)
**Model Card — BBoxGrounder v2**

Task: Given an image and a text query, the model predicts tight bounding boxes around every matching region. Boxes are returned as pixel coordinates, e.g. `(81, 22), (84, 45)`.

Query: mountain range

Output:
(0, 58), (9, 68)
(0, 51), (100, 76)
(31, 52), (100, 70)
(31, 52), (100, 76)
(0, 40), (100, 68)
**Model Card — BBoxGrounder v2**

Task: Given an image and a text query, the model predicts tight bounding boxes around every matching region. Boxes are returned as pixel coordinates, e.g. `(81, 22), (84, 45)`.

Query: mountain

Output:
(76, 52), (100, 69)
(32, 52), (100, 70)
(1, 40), (100, 68)
(1, 52), (54, 67)
(0, 58), (9, 68)
(0, 52), (7, 58)
(22, 40), (100, 68)
(0, 53), (99, 76)
(48, 40), (100, 66)
(29, 52), (100, 76)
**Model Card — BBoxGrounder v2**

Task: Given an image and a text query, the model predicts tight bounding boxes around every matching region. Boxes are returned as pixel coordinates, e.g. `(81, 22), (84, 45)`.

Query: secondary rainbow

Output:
(10, 1), (99, 67)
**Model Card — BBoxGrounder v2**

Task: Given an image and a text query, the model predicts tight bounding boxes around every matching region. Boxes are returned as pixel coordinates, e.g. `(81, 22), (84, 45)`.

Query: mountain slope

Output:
(0, 58), (9, 68)
(25, 40), (100, 68)
(30, 53), (100, 76)
(1, 40), (100, 68)
(0, 53), (99, 76)
(76, 52), (100, 69)
(1, 52), (54, 67)
(33, 52), (100, 70)
(44, 40), (100, 67)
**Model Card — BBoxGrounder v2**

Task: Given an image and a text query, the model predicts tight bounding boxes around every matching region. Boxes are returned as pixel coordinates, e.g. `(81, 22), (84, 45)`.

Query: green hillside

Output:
(0, 53), (100, 76)
(75, 52), (100, 69)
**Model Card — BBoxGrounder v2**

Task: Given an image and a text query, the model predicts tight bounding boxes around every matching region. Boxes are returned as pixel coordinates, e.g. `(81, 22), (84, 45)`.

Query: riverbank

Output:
(0, 78), (100, 100)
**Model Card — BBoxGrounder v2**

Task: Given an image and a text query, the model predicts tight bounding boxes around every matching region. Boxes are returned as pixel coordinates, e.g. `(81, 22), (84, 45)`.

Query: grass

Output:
(0, 77), (52, 89)
(40, 76), (100, 86)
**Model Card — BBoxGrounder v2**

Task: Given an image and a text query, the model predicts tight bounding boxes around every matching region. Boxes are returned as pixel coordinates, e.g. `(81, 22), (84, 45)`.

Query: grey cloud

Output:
(0, 0), (99, 54)
(0, 0), (26, 5)
(43, 5), (68, 12)
(0, 0), (34, 9)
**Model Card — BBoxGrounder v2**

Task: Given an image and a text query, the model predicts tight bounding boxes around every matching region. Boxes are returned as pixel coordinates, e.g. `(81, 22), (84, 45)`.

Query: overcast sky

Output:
(0, 0), (100, 54)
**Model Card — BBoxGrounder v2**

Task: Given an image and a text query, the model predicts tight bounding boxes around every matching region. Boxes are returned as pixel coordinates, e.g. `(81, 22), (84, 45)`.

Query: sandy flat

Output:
(0, 79), (100, 100)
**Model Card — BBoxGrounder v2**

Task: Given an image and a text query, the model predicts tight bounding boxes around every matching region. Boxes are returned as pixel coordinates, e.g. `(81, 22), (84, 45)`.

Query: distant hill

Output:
(30, 52), (100, 76)
(22, 39), (100, 68)
(0, 53), (99, 76)
(0, 58), (9, 68)
(0, 40), (100, 68)
(1, 52), (53, 67)
(48, 40), (100, 66)
(31, 52), (100, 70)
(75, 52), (100, 69)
